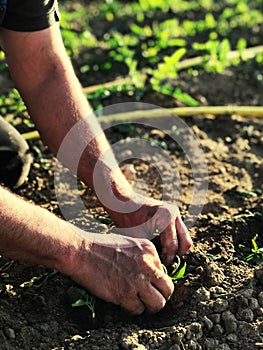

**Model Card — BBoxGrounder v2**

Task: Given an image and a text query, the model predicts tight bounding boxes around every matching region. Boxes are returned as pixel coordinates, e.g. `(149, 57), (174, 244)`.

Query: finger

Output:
(160, 222), (178, 265)
(152, 271), (174, 301)
(138, 282), (170, 314)
(119, 294), (146, 315)
(176, 216), (193, 256)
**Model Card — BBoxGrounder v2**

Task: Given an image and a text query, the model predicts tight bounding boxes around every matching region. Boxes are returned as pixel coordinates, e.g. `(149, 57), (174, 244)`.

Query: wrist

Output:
(53, 221), (93, 276)
(104, 189), (159, 229)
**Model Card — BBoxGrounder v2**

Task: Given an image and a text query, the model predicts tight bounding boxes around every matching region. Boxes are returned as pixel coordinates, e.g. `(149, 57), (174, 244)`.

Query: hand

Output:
(108, 196), (193, 265)
(67, 234), (174, 315)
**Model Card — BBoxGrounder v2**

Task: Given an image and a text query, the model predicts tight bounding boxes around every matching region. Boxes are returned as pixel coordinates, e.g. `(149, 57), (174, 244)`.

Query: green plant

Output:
(162, 256), (187, 281)
(71, 288), (96, 319)
(244, 234), (263, 263)
(0, 89), (26, 116)
(235, 188), (260, 198)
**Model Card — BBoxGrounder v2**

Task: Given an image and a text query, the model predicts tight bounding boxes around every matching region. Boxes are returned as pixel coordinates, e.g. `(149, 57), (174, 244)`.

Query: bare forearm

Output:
(23, 57), (127, 192)
(0, 185), (82, 272)
(0, 26), (132, 210)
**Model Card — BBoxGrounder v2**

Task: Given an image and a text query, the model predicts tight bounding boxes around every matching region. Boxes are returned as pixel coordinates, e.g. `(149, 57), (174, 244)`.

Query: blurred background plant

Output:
(0, 0), (262, 115)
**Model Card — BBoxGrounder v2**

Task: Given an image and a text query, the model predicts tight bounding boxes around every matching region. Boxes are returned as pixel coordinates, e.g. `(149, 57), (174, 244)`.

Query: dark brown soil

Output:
(0, 58), (263, 350)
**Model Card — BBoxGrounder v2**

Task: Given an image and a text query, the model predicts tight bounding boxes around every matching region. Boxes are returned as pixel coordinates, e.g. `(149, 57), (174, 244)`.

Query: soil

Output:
(0, 57), (262, 350)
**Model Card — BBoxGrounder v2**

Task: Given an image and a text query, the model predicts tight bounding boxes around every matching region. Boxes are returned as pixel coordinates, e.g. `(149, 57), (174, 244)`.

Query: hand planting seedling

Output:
(163, 256), (187, 281)
(71, 288), (96, 319)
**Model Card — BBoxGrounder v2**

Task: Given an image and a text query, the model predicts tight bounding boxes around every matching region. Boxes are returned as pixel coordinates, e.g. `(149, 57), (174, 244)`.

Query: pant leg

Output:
(0, 116), (32, 188)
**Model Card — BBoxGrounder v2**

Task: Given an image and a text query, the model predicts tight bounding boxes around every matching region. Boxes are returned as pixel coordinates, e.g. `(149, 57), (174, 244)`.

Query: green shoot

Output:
(71, 288), (96, 319)
(244, 234), (263, 263)
(236, 188), (259, 198)
(162, 256), (187, 281)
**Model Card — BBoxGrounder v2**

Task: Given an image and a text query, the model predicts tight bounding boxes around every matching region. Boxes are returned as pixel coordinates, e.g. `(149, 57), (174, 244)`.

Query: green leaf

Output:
(236, 188), (258, 198)
(173, 88), (200, 107)
(237, 38), (247, 57)
(245, 254), (255, 262)
(164, 48), (186, 65)
(251, 234), (259, 251)
(219, 38), (230, 63)
(205, 13), (216, 28)
(71, 299), (87, 307)
(171, 262), (187, 280)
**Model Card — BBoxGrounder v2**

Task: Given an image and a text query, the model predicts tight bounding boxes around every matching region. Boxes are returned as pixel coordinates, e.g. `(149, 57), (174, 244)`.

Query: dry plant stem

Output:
(22, 105), (263, 141)
(97, 106), (263, 122)
(82, 75), (146, 95)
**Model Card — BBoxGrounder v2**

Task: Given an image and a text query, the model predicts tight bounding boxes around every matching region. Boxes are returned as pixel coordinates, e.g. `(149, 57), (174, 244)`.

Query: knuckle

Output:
(117, 284), (133, 301)
(156, 206), (178, 231)
(140, 239), (157, 255)
(131, 303), (145, 315)
(161, 206), (174, 220)
(120, 299), (145, 315)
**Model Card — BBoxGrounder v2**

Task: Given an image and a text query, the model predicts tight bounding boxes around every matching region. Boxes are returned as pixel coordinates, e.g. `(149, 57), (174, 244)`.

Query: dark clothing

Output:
(0, 0), (60, 32)
(0, 116), (32, 188)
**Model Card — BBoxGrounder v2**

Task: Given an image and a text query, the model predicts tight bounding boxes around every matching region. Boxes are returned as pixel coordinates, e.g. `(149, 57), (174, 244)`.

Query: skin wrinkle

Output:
(73, 238), (147, 305)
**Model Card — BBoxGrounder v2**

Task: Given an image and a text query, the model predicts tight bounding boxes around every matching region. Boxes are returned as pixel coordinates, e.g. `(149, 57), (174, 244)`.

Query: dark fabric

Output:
(0, 0), (60, 32)
(0, 117), (32, 188)
(0, 0), (7, 27)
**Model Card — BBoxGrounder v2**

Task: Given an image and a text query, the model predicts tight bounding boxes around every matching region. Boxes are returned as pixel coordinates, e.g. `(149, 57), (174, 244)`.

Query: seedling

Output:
(244, 234), (263, 263)
(236, 188), (260, 198)
(163, 256), (187, 281)
(71, 288), (96, 319)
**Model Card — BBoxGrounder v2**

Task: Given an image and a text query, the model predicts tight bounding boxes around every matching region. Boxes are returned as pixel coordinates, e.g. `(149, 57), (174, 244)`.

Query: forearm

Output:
(22, 53), (130, 200)
(0, 26), (133, 215)
(0, 185), (84, 273)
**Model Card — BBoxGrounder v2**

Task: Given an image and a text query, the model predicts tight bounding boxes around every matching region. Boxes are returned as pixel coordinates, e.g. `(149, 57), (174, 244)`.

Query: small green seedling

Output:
(244, 234), (263, 263)
(71, 288), (96, 319)
(163, 256), (187, 281)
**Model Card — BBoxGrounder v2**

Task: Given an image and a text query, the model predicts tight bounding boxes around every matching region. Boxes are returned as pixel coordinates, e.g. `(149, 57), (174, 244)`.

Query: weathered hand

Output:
(68, 234), (174, 315)
(109, 197), (193, 265)
(144, 202), (192, 264)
